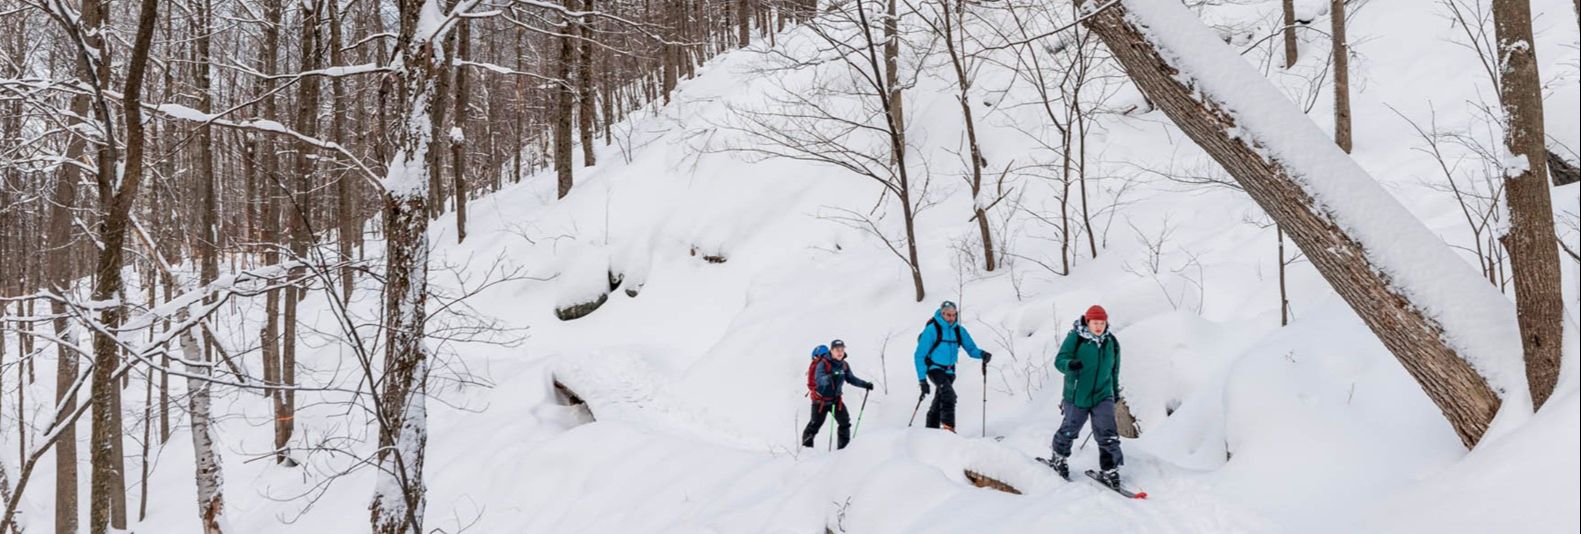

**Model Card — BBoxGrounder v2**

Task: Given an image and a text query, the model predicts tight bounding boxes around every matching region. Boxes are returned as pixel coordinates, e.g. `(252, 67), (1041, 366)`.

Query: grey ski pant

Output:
(1051, 398), (1124, 470)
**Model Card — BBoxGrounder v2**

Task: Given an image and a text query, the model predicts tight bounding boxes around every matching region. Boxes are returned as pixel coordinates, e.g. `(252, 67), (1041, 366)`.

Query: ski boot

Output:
(1045, 454), (1070, 480)
(1099, 468), (1121, 491)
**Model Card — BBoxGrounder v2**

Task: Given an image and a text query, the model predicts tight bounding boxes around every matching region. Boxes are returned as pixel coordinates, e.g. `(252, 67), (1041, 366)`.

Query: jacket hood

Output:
(1072, 318), (1111, 345)
(934, 308), (957, 326)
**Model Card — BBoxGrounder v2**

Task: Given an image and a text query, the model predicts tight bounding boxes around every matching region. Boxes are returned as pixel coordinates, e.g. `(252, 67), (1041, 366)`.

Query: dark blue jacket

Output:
(812, 356), (872, 401)
(914, 309), (985, 380)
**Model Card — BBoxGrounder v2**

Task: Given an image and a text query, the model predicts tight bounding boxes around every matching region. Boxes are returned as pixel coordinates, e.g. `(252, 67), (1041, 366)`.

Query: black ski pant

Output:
(1051, 398), (1124, 470)
(924, 368), (957, 430)
(801, 398), (851, 449)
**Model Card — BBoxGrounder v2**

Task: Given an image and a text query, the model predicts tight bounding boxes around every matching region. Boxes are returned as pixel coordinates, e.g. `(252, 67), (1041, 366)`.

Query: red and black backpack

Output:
(806, 357), (834, 402)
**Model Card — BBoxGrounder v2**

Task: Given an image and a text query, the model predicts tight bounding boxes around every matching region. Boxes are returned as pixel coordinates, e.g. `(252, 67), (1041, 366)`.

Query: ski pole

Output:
(982, 361), (988, 438)
(853, 389), (870, 439)
(908, 391), (926, 427)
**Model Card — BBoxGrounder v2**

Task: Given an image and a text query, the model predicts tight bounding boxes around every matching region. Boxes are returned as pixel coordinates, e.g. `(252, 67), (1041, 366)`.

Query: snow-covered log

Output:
(1078, 0), (1523, 447)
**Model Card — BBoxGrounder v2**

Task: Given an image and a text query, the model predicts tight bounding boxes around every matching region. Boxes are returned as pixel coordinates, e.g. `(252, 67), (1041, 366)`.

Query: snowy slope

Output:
(9, 0), (1579, 532)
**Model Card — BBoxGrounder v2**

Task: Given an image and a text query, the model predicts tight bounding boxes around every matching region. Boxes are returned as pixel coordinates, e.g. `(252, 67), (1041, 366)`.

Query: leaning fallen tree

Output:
(1077, 0), (1526, 447)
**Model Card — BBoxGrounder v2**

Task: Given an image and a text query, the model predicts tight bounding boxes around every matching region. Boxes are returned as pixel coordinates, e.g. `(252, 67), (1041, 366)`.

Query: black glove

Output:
(981, 351), (993, 364)
(1067, 360), (1084, 372)
(919, 379), (930, 396)
(862, 382), (874, 391)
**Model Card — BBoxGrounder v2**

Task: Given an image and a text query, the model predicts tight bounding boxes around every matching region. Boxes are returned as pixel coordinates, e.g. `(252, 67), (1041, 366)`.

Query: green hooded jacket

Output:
(1054, 321), (1121, 409)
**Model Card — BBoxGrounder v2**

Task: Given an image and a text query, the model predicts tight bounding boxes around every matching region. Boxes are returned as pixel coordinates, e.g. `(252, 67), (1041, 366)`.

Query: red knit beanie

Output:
(1085, 305), (1108, 322)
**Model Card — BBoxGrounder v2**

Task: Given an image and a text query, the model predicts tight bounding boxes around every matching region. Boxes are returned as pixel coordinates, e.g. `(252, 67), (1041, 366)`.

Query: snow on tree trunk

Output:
(176, 305), (226, 534)
(1491, 0), (1565, 409)
(1078, 0), (1523, 447)
(453, 16), (472, 243)
(369, 1), (442, 531)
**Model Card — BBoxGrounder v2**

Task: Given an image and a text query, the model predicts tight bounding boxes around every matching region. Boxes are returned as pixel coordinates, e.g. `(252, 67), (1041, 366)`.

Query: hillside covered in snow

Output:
(3, 0), (1579, 533)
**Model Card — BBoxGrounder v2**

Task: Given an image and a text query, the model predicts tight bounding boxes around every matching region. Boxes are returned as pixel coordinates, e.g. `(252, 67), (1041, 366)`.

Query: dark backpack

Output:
(921, 318), (962, 371)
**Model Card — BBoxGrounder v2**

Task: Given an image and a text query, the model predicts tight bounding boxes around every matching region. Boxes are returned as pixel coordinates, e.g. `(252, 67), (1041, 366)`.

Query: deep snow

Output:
(5, 0), (1579, 532)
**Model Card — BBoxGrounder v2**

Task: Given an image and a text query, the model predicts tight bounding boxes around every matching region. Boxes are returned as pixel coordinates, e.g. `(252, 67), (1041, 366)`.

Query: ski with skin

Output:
(1085, 469), (1148, 500)
(1034, 457), (1071, 481)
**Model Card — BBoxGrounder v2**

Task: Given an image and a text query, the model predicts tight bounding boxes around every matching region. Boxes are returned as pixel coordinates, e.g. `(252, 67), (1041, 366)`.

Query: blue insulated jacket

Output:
(913, 309), (985, 380)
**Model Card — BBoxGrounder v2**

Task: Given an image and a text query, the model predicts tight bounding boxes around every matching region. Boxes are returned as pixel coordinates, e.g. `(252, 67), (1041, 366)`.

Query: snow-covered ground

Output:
(7, 0), (1579, 532)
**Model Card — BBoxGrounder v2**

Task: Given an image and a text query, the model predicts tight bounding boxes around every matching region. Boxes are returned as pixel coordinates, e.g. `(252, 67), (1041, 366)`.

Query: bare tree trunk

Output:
(1331, 0), (1351, 153)
(258, 0), (284, 416)
(1079, 0), (1501, 447)
(370, 0), (438, 531)
(577, 0), (598, 167)
(662, 2), (678, 104)
(1281, 0), (1298, 68)
(1076, 73), (1097, 260)
(427, 11), (453, 221)
(190, 0), (226, 526)
(1060, 119), (1073, 274)
(49, 2), (92, 526)
(935, 0), (993, 271)
(87, 0), (161, 530)
(1278, 225), (1290, 326)
(280, 0), (324, 466)
(185, 321), (225, 534)
(555, 9), (576, 198)
(883, 0), (903, 165)
(329, 0), (356, 299)
(453, 16), (472, 243)
(739, 0), (751, 46)
(49, 197), (82, 534)
(0, 463), (12, 534)
(137, 364), (152, 521)
(859, 0), (923, 301)
(1492, 0), (1564, 409)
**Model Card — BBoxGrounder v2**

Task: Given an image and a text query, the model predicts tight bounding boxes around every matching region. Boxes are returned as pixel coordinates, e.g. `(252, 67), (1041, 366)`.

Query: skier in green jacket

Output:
(1045, 305), (1125, 489)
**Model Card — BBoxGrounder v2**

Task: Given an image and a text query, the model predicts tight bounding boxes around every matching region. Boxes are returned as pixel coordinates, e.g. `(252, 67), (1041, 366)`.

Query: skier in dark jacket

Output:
(914, 301), (991, 432)
(802, 340), (874, 449)
(1045, 305), (1125, 489)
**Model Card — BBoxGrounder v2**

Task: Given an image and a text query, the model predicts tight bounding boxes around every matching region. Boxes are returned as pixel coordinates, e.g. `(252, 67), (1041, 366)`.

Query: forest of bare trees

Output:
(0, 0), (786, 531)
(0, 0), (1574, 531)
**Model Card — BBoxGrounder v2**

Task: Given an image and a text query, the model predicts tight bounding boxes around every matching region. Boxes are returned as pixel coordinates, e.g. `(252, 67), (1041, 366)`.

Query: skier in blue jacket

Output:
(914, 301), (991, 432)
(802, 340), (874, 449)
